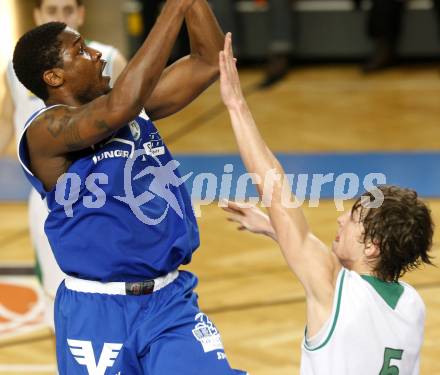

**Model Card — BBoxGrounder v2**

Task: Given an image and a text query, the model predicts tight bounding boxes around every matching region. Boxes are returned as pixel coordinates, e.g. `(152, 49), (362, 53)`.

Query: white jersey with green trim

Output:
(300, 268), (424, 375)
(6, 39), (118, 143)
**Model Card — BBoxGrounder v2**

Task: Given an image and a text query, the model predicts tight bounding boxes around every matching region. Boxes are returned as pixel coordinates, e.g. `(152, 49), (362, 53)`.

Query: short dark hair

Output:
(353, 185), (434, 282)
(13, 22), (67, 100)
(35, 0), (83, 7)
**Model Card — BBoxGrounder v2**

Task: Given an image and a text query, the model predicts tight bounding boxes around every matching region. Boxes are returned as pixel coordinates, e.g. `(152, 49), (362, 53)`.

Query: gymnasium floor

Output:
(0, 66), (439, 374)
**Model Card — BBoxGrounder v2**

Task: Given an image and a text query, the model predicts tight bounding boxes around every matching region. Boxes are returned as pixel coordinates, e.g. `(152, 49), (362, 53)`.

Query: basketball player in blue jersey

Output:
(12, 0), (246, 374)
(0, 0), (127, 331)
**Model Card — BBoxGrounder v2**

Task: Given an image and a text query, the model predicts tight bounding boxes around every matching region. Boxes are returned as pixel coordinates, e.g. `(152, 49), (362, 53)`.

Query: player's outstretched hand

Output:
(219, 33), (244, 110)
(222, 200), (277, 240)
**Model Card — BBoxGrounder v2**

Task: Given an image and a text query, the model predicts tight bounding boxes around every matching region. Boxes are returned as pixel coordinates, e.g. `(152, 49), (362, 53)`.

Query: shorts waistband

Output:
(64, 270), (179, 296)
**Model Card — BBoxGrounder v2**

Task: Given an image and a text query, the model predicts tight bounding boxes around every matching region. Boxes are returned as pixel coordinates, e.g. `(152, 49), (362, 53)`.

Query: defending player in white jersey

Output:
(219, 34), (433, 374)
(0, 0), (126, 328)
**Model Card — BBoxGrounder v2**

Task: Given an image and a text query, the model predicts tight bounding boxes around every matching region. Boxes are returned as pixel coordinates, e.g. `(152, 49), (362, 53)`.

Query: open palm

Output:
(219, 33), (244, 109)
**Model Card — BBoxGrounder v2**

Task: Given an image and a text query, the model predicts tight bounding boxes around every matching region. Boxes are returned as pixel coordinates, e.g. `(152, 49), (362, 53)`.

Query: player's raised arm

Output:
(145, 0), (224, 120)
(219, 34), (341, 335)
(17, 0), (196, 159)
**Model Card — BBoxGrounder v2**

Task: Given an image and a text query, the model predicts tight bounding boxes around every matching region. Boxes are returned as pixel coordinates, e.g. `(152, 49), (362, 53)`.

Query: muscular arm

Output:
(146, 0), (224, 120)
(219, 35), (341, 336)
(29, 0), (194, 158)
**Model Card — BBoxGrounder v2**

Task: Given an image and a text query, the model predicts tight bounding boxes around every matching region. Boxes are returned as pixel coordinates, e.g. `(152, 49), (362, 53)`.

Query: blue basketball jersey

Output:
(18, 106), (200, 282)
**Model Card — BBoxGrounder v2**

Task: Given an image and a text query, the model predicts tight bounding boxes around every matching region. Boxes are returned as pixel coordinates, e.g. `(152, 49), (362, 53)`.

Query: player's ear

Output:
(43, 68), (65, 88)
(364, 241), (380, 258)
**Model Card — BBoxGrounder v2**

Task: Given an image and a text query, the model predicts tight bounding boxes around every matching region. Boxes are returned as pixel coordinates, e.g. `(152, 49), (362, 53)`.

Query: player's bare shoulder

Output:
(24, 105), (102, 191)
(27, 105), (80, 156)
(27, 102), (115, 158)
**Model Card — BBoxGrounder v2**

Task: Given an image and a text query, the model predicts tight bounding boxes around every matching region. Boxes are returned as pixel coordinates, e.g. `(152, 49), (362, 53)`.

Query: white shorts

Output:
(28, 188), (66, 328)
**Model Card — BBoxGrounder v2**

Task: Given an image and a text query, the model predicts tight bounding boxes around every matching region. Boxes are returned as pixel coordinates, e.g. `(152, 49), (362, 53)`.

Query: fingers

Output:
(226, 214), (244, 225)
(227, 32), (234, 58)
(226, 219), (247, 232)
(221, 200), (246, 214)
(220, 33), (234, 81)
(228, 200), (244, 211)
(223, 33), (235, 70)
(223, 207), (244, 217)
(224, 32), (232, 58)
(223, 32), (230, 52)
(220, 33), (232, 67)
(223, 34), (232, 77)
(223, 201), (247, 223)
(220, 33), (240, 85)
(222, 205), (243, 216)
(219, 50), (226, 76)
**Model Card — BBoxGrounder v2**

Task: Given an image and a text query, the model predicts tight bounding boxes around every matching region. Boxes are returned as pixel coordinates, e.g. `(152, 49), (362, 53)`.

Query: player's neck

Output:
(45, 92), (86, 107)
(349, 258), (376, 277)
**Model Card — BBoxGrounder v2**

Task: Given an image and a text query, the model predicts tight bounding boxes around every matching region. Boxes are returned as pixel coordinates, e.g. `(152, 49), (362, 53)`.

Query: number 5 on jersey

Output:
(379, 347), (403, 375)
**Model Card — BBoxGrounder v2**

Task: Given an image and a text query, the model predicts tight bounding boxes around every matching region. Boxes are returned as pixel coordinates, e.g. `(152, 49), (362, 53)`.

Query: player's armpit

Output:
(276, 223), (341, 301)
(278, 231), (341, 336)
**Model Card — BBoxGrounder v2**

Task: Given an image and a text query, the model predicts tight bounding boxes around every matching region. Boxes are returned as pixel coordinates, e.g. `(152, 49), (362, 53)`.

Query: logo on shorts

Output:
(67, 339), (123, 375)
(192, 313), (224, 353)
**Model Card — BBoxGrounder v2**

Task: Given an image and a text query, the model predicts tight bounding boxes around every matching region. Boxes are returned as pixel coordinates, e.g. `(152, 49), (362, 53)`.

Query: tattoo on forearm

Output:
(42, 107), (113, 152)
(64, 119), (85, 151)
(45, 111), (85, 151)
(94, 120), (111, 132)
(45, 113), (61, 138)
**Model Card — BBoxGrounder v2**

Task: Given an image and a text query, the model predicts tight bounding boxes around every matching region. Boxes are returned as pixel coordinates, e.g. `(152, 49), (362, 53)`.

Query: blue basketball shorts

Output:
(54, 270), (247, 375)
